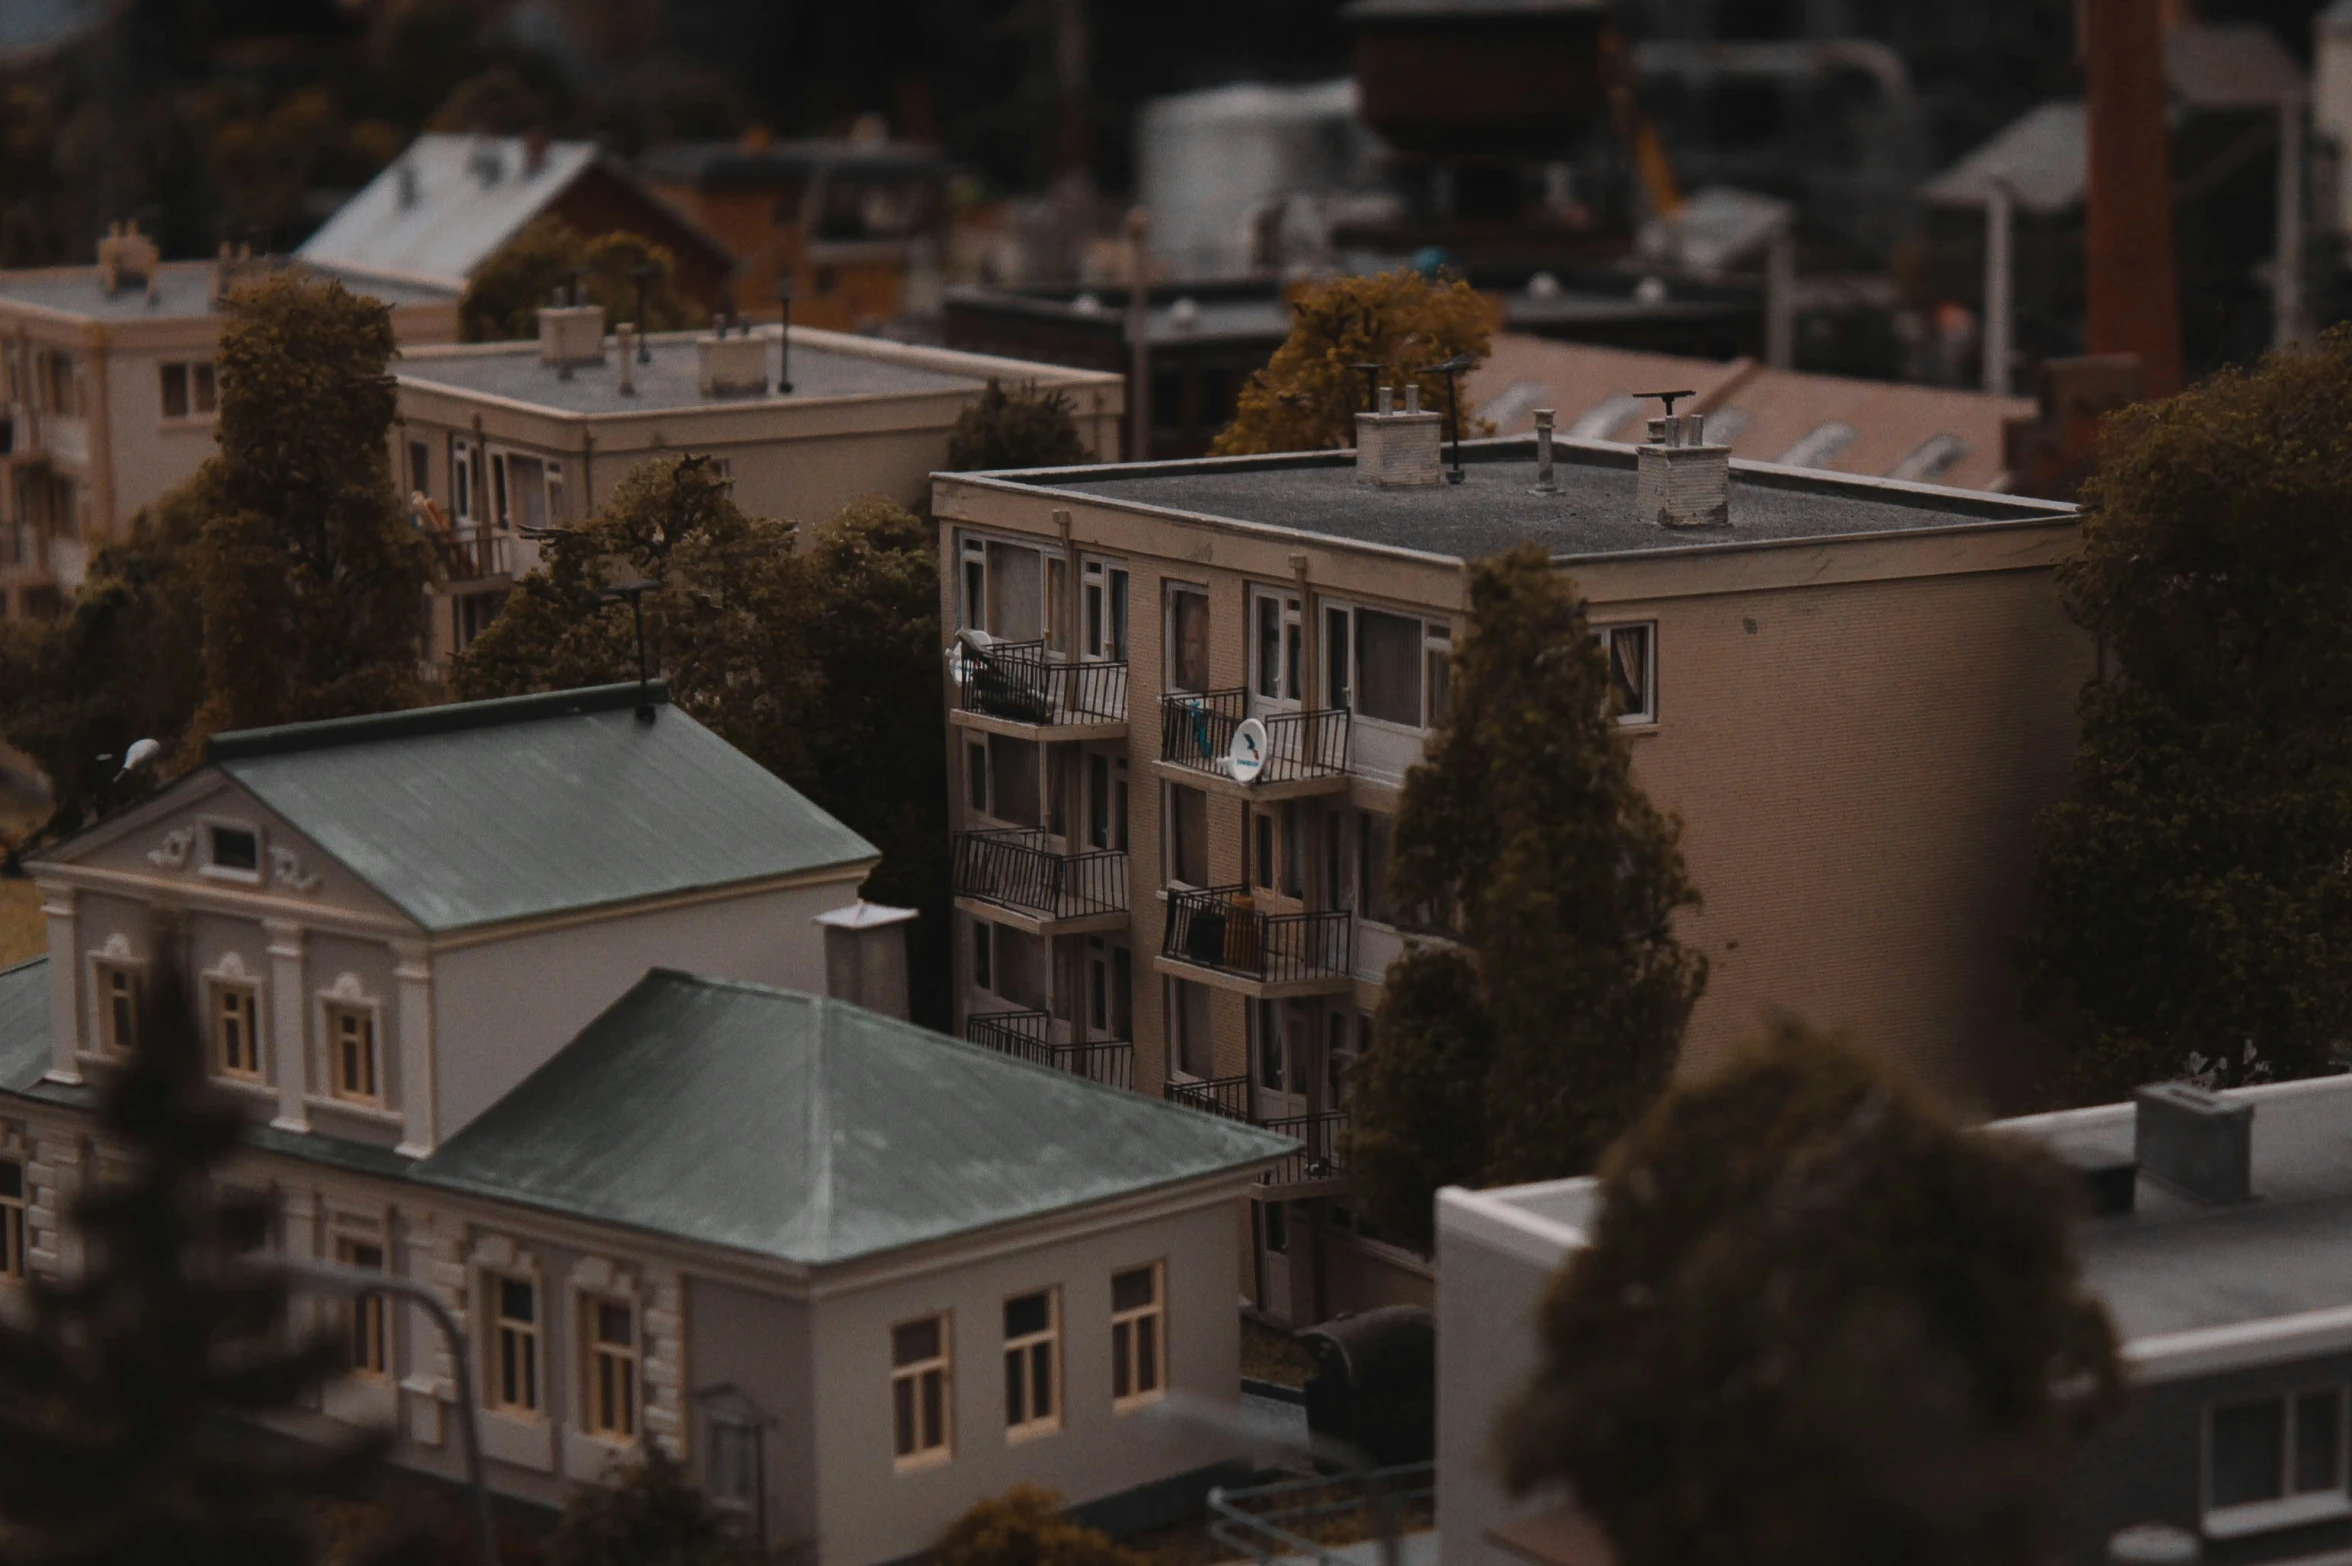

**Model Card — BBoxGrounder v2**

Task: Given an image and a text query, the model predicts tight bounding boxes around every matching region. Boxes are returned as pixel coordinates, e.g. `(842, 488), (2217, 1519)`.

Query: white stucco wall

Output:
(427, 875), (863, 1145)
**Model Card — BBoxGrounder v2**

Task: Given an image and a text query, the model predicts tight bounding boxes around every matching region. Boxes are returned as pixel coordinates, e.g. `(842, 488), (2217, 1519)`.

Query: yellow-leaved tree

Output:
(1211, 270), (1496, 456)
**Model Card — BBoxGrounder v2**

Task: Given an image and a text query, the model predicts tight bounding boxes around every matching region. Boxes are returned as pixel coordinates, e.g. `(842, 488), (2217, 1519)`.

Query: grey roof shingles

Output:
(196, 684), (877, 933)
(409, 971), (1295, 1266)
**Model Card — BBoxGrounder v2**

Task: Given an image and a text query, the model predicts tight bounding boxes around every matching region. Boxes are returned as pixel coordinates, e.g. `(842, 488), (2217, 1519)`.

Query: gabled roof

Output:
(34, 684), (877, 934)
(0, 959), (51, 1095)
(412, 972), (1295, 1266)
(296, 134), (605, 287)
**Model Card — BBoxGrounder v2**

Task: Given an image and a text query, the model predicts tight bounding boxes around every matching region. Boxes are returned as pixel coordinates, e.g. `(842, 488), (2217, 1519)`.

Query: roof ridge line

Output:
(809, 997), (834, 1251)
(205, 681), (670, 763)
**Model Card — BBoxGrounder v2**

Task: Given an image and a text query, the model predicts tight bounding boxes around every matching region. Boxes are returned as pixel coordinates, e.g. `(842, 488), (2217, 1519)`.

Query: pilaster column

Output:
(391, 939), (436, 1157)
(265, 919), (309, 1132)
(39, 882), (78, 1084)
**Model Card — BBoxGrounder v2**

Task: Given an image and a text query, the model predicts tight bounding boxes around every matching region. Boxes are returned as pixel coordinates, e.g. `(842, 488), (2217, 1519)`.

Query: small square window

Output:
(208, 825), (259, 876)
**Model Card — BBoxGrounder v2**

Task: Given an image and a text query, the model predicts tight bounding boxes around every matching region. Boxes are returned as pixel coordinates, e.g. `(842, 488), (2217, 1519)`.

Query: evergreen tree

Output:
(934, 1486), (1141, 1566)
(2026, 329), (2352, 1100)
(187, 273), (436, 746)
(1497, 1023), (2122, 1566)
(0, 949), (385, 1563)
(1212, 270), (1493, 457)
(1348, 544), (1704, 1247)
(544, 1446), (744, 1566)
(945, 380), (1089, 472)
(460, 217), (700, 343)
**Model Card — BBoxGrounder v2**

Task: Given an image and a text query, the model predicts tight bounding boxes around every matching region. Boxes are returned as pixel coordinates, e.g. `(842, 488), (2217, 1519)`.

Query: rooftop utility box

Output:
(698, 324), (770, 397)
(1636, 410), (1730, 528)
(1302, 1304), (1436, 1467)
(816, 901), (917, 1020)
(1354, 386), (1445, 488)
(2133, 1081), (2252, 1204)
(537, 303), (606, 369)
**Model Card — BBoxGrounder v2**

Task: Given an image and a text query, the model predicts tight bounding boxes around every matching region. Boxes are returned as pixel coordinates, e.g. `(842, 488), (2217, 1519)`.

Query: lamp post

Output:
(776, 279), (795, 394)
(630, 263), (655, 364)
(275, 1258), (497, 1566)
(1138, 1391), (1399, 1566)
(599, 573), (659, 722)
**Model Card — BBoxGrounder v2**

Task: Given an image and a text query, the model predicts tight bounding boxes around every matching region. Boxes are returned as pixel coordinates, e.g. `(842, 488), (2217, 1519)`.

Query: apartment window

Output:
(489, 453), (509, 526)
(584, 1299), (639, 1440)
(489, 1275), (539, 1414)
(965, 741), (989, 815)
(1253, 812), (1275, 891)
(1358, 815), (1395, 925)
(212, 981), (261, 1081)
(707, 1418), (760, 1509)
(455, 590), (505, 652)
(337, 1238), (388, 1378)
(451, 438), (476, 524)
(1255, 1000), (1284, 1091)
(1327, 1010), (1357, 1108)
(1087, 755), (1112, 850)
(960, 536), (985, 632)
(407, 440), (430, 496)
(1167, 784), (1209, 888)
(1426, 625), (1453, 726)
(1356, 609), (1423, 727)
(972, 919), (994, 993)
(1003, 1288), (1060, 1437)
(1168, 978), (1213, 1079)
(1089, 940), (1133, 1036)
(892, 1314), (953, 1466)
(967, 538), (1044, 642)
(988, 734), (1041, 827)
(0, 1160), (26, 1283)
(207, 823), (259, 878)
(2209, 1389), (2347, 1516)
(1597, 622), (1658, 726)
(1264, 1199), (1289, 1255)
(95, 962), (139, 1055)
(327, 1003), (380, 1106)
(1324, 607), (1352, 710)
(1083, 560), (1129, 660)
(1046, 556), (1068, 653)
(1280, 802), (1303, 897)
(1110, 1264), (1165, 1409)
(1167, 586), (1211, 692)
(1112, 947), (1132, 1037)
(159, 360), (216, 420)
(1253, 590), (1301, 702)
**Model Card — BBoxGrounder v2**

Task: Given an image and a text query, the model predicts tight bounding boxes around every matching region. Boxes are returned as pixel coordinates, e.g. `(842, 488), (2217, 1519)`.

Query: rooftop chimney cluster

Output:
(1635, 405), (1731, 528)
(538, 299), (607, 374)
(96, 221), (161, 300)
(1354, 384), (1444, 488)
(212, 241), (274, 307)
(698, 314), (769, 398)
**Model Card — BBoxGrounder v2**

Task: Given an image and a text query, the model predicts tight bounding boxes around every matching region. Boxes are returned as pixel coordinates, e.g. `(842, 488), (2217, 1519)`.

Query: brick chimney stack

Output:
(2084, 0), (2182, 398)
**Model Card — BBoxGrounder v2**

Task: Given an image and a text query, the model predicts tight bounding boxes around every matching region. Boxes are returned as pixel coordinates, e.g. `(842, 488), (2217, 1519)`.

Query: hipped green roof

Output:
(411, 972), (1295, 1266)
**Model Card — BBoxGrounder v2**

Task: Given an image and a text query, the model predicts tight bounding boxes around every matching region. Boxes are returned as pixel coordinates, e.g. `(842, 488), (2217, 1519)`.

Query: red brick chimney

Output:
(2083, 0), (2182, 398)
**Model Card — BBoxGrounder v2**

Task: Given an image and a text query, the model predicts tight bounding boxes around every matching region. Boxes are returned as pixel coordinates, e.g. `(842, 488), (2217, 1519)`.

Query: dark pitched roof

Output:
(0, 958), (51, 1095)
(188, 684), (875, 932)
(412, 972), (1294, 1266)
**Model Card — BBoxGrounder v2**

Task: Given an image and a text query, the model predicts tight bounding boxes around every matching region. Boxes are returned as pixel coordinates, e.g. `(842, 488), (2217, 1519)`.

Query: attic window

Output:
(208, 825), (259, 877)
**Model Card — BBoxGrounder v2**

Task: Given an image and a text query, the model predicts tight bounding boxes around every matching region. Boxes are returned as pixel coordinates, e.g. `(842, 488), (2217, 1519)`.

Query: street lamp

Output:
(275, 1257), (497, 1566)
(1137, 1391), (1400, 1566)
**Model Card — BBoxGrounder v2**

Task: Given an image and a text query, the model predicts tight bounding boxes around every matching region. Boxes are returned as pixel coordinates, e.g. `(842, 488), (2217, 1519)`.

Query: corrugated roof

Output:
(198, 685), (876, 933)
(296, 134), (603, 287)
(413, 971), (1295, 1265)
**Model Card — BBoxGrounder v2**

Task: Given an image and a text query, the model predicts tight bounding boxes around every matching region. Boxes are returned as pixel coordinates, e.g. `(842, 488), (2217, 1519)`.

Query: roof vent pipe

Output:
(2134, 1082), (2252, 1204)
(1530, 408), (1559, 494)
(615, 324), (637, 396)
(1633, 389), (1729, 528)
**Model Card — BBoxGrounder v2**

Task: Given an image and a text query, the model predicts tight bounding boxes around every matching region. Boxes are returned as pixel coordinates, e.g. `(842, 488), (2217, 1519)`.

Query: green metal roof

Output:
(0, 957), (52, 1095)
(199, 685), (878, 933)
(411, 972), (1295, 1266)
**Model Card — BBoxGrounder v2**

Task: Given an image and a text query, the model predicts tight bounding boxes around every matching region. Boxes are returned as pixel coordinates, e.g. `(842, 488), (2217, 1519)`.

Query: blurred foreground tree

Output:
(1348, 544), (1704, 1247)
(2026, 328), (2352, 1100)
(935, 1486), (1141, 1566)
(461, 216), (701, 342)
(545, 1446), (744, 1566)
(453, 458), (950, 1026)
(946, 379), (1090, 472)
(1213, 271), (1494, 456)
(1498, 1023), (2123, 1566)
(0, 949), (387, 1563)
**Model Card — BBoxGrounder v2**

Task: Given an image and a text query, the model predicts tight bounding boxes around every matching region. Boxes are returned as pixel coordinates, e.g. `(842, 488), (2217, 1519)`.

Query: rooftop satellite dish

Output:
(1229, 717), (1269, 785)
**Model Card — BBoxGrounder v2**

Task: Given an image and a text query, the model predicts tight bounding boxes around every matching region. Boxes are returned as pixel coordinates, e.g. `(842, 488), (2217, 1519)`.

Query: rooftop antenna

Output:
(1633, 388), (1696, 418)
(598, 573), (659, 723)
(1419, 352), (1478, 484)
(630, 262), (655, 364)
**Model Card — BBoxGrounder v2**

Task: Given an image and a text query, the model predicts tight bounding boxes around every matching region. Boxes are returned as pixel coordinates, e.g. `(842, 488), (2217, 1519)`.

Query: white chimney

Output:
(1354, 383), (1445, 488)
(1636, 411), (1730, 528)
(697, 317), (769, 398)
(537, 302), (606, 371)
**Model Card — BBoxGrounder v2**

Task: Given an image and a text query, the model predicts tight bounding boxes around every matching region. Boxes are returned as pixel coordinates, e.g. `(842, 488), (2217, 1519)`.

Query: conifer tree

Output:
(1497, 1023), (2122, 1566)
(2027, 329), (2352, 1100)
(0, 949), (384, 1563)
(945, 379), (1090, 472)
(459, 217), (700, 343)
(544, 1446), (744, 1566)
(1348, 544), (1704, 1246)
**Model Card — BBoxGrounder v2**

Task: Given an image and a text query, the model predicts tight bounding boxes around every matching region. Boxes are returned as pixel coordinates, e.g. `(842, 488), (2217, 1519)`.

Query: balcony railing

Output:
(1164, 1073), (1251, 1122)
(1258, 1110), (1347, 1185)
(966, 1009), (1135, 1090)
(1162, 887), (1352, 986)
(953, 829), (1127, 922)
(1159, 690), (1349, 784)
(958, 639), (1128, 727)
(429, 525), (513, 581)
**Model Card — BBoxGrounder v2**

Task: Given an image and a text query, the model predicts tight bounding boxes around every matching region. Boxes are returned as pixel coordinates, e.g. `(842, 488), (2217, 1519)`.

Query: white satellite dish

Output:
(1228, 717), (1269, 784)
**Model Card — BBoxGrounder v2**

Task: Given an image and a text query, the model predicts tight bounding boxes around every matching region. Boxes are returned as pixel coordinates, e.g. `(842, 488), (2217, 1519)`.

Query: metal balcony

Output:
(430, 525), (514, 582)
(1159, 690), (1349, 790)
(966, 1009), (1135, 1091)
(956, 639), (1128, 729)
(953, 830), (1127, 928)
(1161, 1079), (1348, 1188)
(1163, 1073), (1251, 1122)
(1161, 887), (1352, 989)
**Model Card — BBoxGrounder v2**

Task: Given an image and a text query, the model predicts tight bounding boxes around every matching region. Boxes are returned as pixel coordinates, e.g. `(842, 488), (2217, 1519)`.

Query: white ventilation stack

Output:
(1635, 409), (1730, 528)
(537, 303), (606, 371)
(1354, 384), (1445, 488)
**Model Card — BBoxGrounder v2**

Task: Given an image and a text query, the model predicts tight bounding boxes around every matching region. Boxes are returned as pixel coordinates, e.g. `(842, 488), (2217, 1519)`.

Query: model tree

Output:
(1348, 544), (1705, 1248)
(935, 1486), (1142, 1566)
(0, 950), (385, 1562)
(187, 273), (437, 744)
(2027, 329), (2352, 1099)
(461, 216), (701, 342)
(544, 1446), (744, 1566)
(1498, 1023), (2122, 1566)
(1212, 270), (1494, 456)
(946, 379), (1090, 472)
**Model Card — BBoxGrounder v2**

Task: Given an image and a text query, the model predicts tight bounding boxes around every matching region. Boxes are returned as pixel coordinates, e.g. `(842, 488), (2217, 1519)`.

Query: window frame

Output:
(336, 1236), (390, 1380)
(1323, 601), (1454, 731)
(199, 816), (263, 883)
(891, 1311), (954, 1470)
(487, 1272), (541, 1416)
(1082, 558), (1130, 662)
(1595, 620), (1660, 728)
(1110, 1262), (1167, 1412)
(1002, 1287), (1062, 1441)
(90, 955), (143, 1058)
(158, 359), (217, 423)
(0, 1158), (27, 1285)
(2204, 1386), (2352, 1535)
(1165, 583), (1212, 694)
(209, 976), (263, 1082)
(322, 995), (384, 1109)
(581, 1296), (640, 1442)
